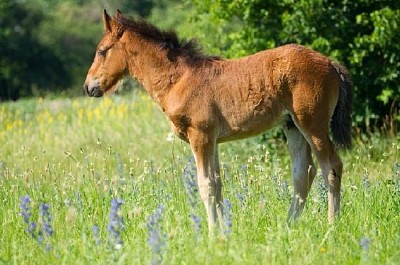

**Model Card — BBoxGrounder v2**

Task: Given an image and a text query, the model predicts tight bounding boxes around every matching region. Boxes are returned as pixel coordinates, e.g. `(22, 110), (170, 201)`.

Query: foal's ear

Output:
(103, 9), (112, 33)
(116, 9), (123, 19)
(103, 9), (124, 38)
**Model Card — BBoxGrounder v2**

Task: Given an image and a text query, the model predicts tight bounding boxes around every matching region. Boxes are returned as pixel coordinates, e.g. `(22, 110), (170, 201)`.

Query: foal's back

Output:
(179, 44), (340, 142)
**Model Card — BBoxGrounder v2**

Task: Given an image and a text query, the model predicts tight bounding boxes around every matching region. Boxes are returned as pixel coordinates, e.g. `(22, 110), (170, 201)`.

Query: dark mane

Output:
(114, 15), (220, 65)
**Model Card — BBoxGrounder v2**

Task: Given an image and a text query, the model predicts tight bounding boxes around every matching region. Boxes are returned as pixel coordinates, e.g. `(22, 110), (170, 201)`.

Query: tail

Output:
(331, 62), (353, 149)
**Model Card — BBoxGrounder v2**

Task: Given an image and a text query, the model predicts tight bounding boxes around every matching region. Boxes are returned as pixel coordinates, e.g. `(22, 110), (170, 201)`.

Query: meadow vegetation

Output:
(0, 91), (399, 264)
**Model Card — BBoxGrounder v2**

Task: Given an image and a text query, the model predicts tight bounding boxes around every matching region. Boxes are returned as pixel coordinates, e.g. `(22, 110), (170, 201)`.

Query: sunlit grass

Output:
(0, 91), (399, 264)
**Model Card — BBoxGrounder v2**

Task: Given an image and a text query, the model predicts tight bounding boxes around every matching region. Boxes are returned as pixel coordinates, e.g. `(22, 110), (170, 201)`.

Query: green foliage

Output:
(190, 0), (400, 128)
(36, 1), (103, 94)
(0, 1), (69, 100)
(0, 0), (176, 100)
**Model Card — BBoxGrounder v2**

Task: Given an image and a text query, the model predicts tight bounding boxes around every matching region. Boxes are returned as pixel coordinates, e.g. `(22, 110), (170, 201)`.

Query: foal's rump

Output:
(263, 44), (351, 147)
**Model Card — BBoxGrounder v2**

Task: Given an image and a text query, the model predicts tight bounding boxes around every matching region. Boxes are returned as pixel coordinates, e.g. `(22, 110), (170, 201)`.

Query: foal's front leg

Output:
(188, 128), (221, 232)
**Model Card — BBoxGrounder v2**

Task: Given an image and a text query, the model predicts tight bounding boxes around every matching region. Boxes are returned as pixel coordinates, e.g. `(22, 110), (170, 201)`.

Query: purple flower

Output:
(360, 237), (371, 251)
(19, 196), (54, 252)
(92, 225), (102, 245)
(183, 158), (202, 236)
(190, 213), (201, 236)
(223, 199), (233, 236)
(146, 205), (166, 265)
(39, 203), (54, 252)
(39, 203), (54, 238)
(20, 195), (37, 239)
(107, 198), (124, 249)
(183, 157), (198, 207)
(236, 185), (248, 208)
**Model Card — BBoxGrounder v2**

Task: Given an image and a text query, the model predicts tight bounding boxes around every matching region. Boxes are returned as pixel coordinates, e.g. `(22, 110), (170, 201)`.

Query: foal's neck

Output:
(127, 42), (186, 107)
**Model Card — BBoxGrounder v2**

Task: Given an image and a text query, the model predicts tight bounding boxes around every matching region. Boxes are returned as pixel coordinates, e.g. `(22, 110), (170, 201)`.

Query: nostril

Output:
(83, 84), (89, 94)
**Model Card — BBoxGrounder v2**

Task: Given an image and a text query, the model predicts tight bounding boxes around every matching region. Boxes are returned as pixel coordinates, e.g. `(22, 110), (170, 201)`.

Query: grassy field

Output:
(0, 91), (399, 264)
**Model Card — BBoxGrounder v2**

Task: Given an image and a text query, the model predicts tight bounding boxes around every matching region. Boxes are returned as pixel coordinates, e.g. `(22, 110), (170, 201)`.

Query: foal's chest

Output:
(167, 114), (190, 142)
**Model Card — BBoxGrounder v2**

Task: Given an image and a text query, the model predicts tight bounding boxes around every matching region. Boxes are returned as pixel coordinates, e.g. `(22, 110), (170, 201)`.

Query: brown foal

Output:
(84, 10), (352, 232)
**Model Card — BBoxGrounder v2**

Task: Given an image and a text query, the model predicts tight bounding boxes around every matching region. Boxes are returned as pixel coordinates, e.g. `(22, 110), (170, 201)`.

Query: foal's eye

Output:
(97, 49), (107, 57)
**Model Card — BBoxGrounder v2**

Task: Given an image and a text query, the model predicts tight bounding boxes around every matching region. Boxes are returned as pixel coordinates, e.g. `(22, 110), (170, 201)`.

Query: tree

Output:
(0, 0), (183, 100)
(0, 1), (69, 100)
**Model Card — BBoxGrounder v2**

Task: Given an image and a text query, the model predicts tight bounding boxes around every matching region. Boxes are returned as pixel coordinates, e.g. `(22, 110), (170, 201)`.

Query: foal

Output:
(84, 10), (352, 231)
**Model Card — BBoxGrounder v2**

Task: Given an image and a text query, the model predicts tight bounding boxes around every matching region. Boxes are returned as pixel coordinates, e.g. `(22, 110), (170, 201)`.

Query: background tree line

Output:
(0, 0), (399, 131)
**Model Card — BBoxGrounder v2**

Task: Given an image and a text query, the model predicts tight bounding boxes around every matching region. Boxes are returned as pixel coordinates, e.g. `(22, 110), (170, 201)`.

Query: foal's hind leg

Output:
(300, 128), (343, 224)
(310, 135), (342, 224)
(283, 118), (316, 222)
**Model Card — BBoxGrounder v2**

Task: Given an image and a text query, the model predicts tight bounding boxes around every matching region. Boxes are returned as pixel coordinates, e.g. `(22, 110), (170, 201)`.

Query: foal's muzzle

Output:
(83, 83), (104, 97)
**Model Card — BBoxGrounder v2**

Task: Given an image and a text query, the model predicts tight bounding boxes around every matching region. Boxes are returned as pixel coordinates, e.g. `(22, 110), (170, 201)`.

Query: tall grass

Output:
(0, 91), (399, 264)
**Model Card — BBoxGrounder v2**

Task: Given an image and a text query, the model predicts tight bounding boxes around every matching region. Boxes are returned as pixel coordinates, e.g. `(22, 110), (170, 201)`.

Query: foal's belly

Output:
(217, 113), (283, 143)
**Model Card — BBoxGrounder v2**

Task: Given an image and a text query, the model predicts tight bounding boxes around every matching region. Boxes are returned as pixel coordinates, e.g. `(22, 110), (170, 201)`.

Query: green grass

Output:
(0, 91), (399, 264)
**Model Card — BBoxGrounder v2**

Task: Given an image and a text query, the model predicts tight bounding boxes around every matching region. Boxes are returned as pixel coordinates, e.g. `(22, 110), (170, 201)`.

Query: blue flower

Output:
(223, 199), (233, 236)
(183, 157), (198, 208)
(183, 158), (202, 236)
(20, 195), (37, 239)
(190, 213), (201, 236)
(39, 203), (54, 252)
(146, 205), (166, 265)
(107, 198), (124, 250)
(20, 196), (54, 252)
(236, 185), (248, 209)
(92, 225), (102, 245)
(39, 203), (54, 238)
(360, 237), (371, 251)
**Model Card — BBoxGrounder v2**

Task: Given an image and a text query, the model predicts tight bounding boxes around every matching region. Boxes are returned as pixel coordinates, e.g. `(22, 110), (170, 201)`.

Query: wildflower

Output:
(183, 158), (202, 236)
(20, 196), (54, 252)
(236, 185), (248, 208)
(20, 195), (37, 239)
(39, 203), (54, 238)
(190, 213), (201, 236)
(146, 205), (166, 265)
(92, 225), (102, 245)
(39, 203), (54, 251)
(359, 237), (371, 251)
(183, 158), (198, 208)
(107, 198), (124, 250)
(223, 199), (233, 236)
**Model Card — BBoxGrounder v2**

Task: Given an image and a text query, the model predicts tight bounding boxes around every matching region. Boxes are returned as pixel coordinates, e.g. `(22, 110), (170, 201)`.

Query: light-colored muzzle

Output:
(83, 78), (103, 97)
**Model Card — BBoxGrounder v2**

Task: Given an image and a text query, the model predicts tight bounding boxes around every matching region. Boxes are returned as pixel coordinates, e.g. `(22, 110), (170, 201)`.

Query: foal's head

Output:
(84, 10), (219, 97)
(84, 10), (128, 97)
